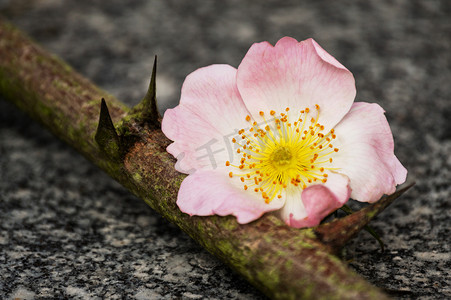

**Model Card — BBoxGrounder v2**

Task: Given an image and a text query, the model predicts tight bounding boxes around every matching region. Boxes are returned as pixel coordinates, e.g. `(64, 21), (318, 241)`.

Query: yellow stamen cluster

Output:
(226, 105), (338, 204)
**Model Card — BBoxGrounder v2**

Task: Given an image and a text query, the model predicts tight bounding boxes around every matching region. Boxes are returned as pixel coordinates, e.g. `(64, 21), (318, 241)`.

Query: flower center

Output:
(226, 105), (339, 203)
(270, 146), (293, 168)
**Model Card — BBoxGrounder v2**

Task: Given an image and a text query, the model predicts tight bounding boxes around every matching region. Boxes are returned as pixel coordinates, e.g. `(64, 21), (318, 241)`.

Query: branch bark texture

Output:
(0, 18), (404, 299)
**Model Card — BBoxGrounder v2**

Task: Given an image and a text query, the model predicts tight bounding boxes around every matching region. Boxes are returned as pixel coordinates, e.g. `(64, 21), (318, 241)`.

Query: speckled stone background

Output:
(0, 0), (450, 299)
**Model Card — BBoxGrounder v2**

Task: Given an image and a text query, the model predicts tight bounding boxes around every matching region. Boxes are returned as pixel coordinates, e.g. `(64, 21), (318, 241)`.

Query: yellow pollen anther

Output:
(225, 105), (339, 203)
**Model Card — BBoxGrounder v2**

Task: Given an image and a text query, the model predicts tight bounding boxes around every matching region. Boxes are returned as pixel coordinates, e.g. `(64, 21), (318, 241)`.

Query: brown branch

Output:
(0, 17), (410, 299)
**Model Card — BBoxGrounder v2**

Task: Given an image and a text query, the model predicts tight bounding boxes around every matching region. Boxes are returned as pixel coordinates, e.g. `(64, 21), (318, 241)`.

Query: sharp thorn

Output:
(145, 55), (159, 120)
(95, 98), (121, 159)
(314, 182), (415, 253)
(129, 55), (161, 127)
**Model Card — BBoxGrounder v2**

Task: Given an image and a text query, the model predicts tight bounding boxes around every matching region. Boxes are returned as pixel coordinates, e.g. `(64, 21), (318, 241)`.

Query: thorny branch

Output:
(0, 18), (412, 300)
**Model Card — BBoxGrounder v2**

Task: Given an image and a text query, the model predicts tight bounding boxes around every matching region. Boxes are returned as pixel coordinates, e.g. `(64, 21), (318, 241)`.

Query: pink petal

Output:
(332, 102), (408, 203)
(162, 64), (251, 173)
(277, 189), (308, 226)
(177, 170), (285, 224)
(236, 37), (356, 131)
(281, 172), (350, 228)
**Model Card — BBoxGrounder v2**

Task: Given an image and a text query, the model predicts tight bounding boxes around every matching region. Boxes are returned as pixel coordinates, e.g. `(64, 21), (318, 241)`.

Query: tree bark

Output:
(0, 18), (409, 299)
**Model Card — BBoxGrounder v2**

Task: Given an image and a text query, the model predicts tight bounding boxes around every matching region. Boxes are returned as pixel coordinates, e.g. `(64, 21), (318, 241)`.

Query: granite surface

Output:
(0, 0), (450, 299)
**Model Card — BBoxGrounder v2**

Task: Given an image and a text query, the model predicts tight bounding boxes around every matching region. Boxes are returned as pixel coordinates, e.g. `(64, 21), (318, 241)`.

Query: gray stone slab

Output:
(1, 0), (450, 299)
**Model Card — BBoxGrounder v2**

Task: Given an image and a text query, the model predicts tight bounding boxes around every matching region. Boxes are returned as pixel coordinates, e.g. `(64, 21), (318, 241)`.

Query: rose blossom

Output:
(162, 37), (407, 228)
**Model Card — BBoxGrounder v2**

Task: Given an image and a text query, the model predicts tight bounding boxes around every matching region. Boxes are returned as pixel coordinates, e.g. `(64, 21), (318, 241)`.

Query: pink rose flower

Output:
(162, 37), (407, 228)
